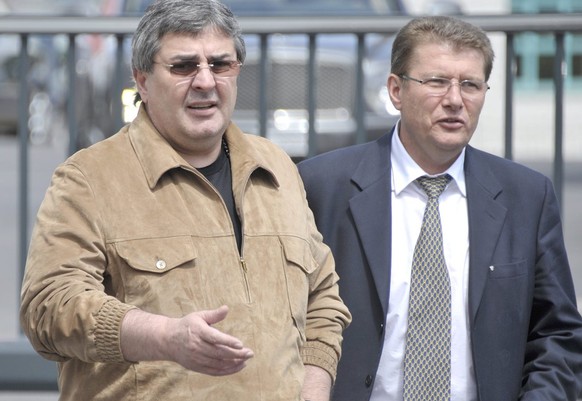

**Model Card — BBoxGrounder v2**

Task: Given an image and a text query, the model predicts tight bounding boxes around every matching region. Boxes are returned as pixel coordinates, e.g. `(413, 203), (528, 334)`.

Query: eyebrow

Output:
(418, 73), (486, 81)
(168, 52), (235, 63)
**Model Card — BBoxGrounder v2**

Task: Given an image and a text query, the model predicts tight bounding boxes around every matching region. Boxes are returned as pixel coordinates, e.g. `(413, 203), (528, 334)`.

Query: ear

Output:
(133, 68), (149, 104)
(387, 73), (403, 111)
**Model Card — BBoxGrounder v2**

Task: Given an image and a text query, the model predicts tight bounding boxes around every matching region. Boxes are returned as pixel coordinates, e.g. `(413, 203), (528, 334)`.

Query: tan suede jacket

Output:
(20, 107), (351, 401)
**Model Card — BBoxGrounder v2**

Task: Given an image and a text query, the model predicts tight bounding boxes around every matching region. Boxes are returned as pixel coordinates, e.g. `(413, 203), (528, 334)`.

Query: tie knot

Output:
(416, 174), (451, 199)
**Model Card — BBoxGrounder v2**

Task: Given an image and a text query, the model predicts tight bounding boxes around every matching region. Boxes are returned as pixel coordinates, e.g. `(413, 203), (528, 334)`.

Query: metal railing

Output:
(1, 12), (581, 391)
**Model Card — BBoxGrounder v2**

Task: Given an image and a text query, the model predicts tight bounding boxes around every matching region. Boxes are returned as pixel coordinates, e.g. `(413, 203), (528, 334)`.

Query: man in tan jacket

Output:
(19, 1), (350, 400)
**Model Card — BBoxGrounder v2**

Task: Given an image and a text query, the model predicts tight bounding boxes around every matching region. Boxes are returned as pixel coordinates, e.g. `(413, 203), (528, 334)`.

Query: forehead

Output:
(157, 29), (236, 58)
(409, 41), (486, 77)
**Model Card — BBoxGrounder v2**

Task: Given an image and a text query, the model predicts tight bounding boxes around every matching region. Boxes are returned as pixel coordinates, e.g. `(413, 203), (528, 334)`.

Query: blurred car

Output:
(0, 33), (21, 136)
(0, 25), (59, 140)
(84, 0), (404, 158)
(0, 0), (102, 143)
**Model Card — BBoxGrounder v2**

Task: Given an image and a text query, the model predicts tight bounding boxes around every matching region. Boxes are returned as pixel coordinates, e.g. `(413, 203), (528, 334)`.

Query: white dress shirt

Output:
(369, 125), (477, 401)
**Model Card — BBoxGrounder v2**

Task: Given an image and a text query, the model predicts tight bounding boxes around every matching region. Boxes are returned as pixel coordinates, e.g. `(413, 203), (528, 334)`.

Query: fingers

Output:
(170, 305), (254, 376)
(195, 333), (254, 363)
(200, 306), (245, 350)
(188, 346), (252, 376)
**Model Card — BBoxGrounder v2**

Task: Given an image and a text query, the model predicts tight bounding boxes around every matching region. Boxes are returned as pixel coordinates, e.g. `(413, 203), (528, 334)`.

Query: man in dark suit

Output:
(299, 16), (582, 401)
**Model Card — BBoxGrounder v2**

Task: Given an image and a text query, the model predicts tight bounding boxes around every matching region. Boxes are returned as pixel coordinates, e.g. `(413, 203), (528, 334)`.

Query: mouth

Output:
(438, 117), (465, 124)
(187, 103), (216, 110)
(437, 117), (465, 129)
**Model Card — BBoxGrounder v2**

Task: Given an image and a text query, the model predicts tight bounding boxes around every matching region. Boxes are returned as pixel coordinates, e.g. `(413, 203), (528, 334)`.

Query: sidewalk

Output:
(0, 393), (58, 400)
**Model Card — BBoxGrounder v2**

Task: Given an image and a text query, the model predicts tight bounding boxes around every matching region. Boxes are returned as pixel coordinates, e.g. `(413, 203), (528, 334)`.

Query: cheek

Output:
(217, 80), (238, 109)
(230, 83), (238, 106)
(401, 97), (436, 123)
(145, 81), (174, 106)
(466, 100), (486, 123)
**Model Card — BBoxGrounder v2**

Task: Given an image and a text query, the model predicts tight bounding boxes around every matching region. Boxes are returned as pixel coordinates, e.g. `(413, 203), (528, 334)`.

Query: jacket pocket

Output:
(116, 236), (197, 274)
(280, 236), (316, 343)
(489, 260), (527, 279)
(113, 236), (199, 313)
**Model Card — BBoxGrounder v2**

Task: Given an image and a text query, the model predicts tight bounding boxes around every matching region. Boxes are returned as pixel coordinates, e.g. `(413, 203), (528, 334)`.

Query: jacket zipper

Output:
(237, 168), (254, 304)
(192, 164), (254, 304)
(240, 257), (252, 303)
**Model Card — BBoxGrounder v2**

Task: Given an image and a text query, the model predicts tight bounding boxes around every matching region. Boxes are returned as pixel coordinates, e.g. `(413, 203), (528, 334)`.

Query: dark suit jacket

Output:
(298, 131), (582, 401)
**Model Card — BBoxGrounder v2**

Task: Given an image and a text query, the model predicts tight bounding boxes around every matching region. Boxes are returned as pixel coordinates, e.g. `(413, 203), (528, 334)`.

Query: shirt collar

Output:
(391, 120), (467, 197)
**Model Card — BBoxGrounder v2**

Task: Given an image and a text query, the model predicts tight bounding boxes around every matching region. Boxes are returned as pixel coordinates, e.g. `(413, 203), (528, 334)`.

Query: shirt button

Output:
(365, 374), (373, 387)
(156, 260), (167, 270)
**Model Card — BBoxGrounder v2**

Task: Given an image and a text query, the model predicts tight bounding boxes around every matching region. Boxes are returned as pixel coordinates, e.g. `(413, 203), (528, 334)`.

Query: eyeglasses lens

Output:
(169, 61), (241, 77)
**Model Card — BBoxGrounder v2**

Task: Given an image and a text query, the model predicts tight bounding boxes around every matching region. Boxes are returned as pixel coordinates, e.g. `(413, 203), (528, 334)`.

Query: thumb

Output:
(202, 305), (229, 326)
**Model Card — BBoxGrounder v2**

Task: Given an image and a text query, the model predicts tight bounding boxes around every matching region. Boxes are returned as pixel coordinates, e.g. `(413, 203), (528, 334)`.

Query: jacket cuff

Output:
(301, 341), (339, 383)
(94, 299), (136, 363)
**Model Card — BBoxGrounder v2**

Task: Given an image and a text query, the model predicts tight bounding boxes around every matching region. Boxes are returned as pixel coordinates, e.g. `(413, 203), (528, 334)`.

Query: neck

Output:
(180, 140), (224, 168)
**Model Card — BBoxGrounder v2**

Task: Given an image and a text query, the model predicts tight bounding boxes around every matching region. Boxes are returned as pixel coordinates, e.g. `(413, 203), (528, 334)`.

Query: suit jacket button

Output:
(365, 374), (373, 387)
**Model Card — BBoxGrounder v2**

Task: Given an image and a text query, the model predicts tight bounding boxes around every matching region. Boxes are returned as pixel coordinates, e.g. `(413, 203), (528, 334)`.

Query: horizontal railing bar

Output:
(0, 13), (581, 35)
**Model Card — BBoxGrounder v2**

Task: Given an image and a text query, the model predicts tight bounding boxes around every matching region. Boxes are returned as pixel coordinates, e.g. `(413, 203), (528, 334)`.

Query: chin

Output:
(435, 138), (470, 155)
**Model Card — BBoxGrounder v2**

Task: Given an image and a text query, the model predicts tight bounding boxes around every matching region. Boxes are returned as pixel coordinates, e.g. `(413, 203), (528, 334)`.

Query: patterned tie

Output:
(403, 174), (452, 401)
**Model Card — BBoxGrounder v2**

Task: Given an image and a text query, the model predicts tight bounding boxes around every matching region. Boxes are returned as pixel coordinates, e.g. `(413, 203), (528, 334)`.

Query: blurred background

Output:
(0, 0), (581, 398)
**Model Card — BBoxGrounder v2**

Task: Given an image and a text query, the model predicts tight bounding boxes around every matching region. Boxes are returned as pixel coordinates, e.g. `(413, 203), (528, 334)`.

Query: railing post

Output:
(504, 33), (515, 161)
(355, 33), (366, 145)
(258, 34), (269, 139)
(18, 34), (30, 305)
(307, 33), (317, 158)
(67, 33), (78, 156)
(553, 32), (565, 209)
(113, 34), (125, 131)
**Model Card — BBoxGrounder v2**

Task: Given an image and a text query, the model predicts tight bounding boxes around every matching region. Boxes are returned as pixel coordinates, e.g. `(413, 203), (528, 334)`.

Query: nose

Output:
(190, 67), (216, 90)
(442, 81), (463, 107)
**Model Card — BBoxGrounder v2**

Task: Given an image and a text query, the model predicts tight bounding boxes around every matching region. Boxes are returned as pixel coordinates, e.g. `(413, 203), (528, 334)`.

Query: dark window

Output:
(538, 55), (554, 80)
(573, 54), (582, 77)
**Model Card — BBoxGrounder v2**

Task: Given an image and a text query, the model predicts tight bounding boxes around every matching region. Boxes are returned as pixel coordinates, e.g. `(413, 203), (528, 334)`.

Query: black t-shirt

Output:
(198, 145), (242, 252)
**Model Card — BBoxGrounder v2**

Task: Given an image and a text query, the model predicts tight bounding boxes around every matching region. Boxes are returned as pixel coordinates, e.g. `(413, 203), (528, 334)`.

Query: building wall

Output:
(403, 0), (508, 15)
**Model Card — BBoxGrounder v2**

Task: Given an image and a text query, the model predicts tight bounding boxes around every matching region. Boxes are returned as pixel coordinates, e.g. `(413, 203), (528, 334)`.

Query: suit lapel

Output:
(349, 134), (393, 315)
(464, 147), (508, 322)
(344, 139), (508, 320)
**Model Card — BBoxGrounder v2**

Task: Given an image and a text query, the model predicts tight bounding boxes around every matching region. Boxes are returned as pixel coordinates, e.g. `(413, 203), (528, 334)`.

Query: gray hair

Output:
(131, 0), (245, 103)
(391, 16), (494, 81)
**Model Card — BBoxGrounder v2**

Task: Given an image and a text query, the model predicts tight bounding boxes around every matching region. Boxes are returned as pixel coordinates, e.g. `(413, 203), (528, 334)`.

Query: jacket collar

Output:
(222, 120), (280, 190)
(350, 132), (392, 192)
(128, 105), (278, 190)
